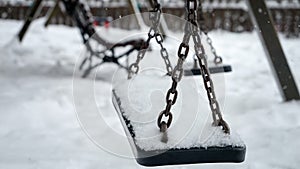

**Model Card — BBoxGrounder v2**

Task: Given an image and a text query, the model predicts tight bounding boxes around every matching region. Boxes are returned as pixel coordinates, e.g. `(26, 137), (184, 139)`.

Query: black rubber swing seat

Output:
(184, 65), (232, 76)
(112, 90), (246, 167)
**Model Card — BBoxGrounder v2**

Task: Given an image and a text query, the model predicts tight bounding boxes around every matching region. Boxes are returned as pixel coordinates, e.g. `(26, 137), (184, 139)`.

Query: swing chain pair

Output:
(128, 0), (172, 79)
(156, 30), (191, 139)
(157, 1), (194, 138)
(198, 0), (223, 65)
(158, 0), (230, 141)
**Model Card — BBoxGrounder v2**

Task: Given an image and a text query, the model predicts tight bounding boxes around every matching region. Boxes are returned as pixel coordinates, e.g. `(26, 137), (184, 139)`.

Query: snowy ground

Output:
(0, 18), (300, 169)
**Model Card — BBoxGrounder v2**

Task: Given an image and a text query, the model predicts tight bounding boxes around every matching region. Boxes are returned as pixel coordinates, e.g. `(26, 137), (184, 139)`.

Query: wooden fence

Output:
(0, 1), (299, 37)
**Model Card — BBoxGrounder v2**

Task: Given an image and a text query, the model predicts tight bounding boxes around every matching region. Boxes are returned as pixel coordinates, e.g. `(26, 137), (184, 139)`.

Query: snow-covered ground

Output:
(0, 18), (300, 169)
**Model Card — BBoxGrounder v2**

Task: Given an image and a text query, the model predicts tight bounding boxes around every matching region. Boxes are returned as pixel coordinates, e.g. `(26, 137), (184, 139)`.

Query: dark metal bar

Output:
(44, 0), (60, 28)
(18, 0), (43, 42)
(127, 0), (143, 29)
(184, 65), (232, 76)
(246, 0), (300, 101)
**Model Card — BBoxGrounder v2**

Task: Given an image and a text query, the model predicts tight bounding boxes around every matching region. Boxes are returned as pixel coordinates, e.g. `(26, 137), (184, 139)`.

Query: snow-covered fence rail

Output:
(0, 0), (299, 37)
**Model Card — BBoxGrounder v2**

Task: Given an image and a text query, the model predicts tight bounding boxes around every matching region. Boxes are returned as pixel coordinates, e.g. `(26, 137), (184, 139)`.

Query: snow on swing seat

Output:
(112, 70), (246, 166)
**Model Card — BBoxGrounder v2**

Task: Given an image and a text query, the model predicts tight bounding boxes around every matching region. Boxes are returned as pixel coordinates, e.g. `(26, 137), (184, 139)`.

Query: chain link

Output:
(158, 0), (230, 139)
(128, 0), (173, 79)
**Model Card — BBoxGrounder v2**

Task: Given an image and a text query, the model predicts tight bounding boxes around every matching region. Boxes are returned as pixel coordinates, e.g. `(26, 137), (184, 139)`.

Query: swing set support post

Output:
(246, 0), (300, 101)
(44, 0), (61, 28)
(18, 0), (43, 42)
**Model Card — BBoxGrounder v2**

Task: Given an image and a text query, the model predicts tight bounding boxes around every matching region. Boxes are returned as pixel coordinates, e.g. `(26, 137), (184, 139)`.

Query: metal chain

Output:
(191, 0), (230, 134)
(151, 1), (173, 75)
(157, 3), (193, 142)
(128, 0), (173, 79)
(127, 27), (154, 79)
(155, 32), (173, 75)
(192, 34), (230, 134)
(198, 0), (223, 65)
(158, 0), (230, 141)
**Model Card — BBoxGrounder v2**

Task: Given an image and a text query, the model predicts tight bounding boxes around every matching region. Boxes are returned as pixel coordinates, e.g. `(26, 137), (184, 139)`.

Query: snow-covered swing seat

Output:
(112, 0), (245, 166)
(112, 72), (245, 166)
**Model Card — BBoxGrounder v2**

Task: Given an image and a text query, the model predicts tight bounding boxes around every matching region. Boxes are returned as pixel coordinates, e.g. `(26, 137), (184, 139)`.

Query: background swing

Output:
(112, 0), (246, 167)
(183, 0), (232, 76)
(17, 0), (146, 78)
